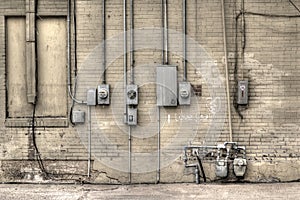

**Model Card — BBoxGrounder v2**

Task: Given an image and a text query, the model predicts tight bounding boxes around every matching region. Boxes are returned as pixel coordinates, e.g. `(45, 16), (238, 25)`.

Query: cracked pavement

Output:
(0, 182), (299, 199)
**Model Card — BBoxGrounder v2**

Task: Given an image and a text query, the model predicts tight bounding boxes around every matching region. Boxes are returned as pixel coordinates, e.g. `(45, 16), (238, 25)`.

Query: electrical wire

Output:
(233, 5), (300, 120)
(30, 0), (48, 179)
(69, 0), (79, 125)
(196, 155), (206, 183)
(289, 0), (300, 14)
(31, 103), (49, 179)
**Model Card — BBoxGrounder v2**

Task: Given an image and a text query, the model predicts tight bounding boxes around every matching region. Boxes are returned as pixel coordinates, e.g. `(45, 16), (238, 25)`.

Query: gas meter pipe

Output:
(221, 0), (233, 142)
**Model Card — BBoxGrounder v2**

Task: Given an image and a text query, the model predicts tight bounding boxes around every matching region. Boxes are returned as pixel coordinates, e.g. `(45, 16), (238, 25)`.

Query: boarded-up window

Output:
(35, 18), (67, 117)
(6, 17), (33, 118)
(6, 17), (67, 124)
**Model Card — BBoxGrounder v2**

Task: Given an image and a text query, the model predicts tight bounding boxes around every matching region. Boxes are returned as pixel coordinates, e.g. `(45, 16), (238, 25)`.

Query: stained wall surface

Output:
(0, 0), (299, 183)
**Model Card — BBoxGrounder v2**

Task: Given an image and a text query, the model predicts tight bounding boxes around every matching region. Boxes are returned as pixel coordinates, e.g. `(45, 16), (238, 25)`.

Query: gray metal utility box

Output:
(156, 65), (178, 107)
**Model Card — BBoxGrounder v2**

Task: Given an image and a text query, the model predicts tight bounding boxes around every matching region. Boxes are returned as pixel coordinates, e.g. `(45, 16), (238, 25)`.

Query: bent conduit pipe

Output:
(67, 0), (86, 104)
(221, 0), (233, 142)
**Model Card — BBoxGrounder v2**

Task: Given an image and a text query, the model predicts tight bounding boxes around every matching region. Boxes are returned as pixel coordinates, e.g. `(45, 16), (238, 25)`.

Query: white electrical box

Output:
(87, 88), (97, 106)
(178, 82), (191, 105)
(127, 107), (137, 126)
(72, 110), (85, 124)
(127, 84), (138, 105)
(156, 65), (178, 107)
(97, 84), (110, 105)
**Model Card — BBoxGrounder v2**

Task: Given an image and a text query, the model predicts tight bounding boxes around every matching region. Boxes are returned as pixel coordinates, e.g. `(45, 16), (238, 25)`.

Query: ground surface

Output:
(0, 182), (299, 199)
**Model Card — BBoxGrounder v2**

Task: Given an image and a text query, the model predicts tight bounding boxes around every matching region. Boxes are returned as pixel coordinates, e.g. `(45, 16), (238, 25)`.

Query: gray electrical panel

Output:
(126, 84), (138, 105)
(127, 107), (137, 126)
(97, 84), (110, 105)
(237, 80), (248, 105)
(178, 82), (191, 105)
(87, 88), (97, 106)
(156, 65), (178, 107)
(72, 110), (85, 124)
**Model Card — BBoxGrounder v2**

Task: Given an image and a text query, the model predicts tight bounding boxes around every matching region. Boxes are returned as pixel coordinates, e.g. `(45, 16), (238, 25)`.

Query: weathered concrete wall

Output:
(0, 0), (299, 184)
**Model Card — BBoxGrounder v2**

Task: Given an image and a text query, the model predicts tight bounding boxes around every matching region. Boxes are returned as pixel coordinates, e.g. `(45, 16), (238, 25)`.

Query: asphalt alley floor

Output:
(0, 182), (299, 200)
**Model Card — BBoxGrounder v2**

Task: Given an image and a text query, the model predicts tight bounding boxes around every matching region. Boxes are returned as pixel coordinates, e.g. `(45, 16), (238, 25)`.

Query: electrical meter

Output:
(97, 84), (110, 105)
(126, 84), (138, 105)
(178, 82), (191, 105)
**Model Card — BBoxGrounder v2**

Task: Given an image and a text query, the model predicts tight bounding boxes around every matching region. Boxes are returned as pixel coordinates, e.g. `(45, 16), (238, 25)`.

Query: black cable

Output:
(69, 0), (78, 125)
(196, 155), (206, 183)
(244, 11), (300, 18)
(233, 6), (300, 120)
(73, 0), (78, 78)
(31, 0), (49, 179)
(31, 103), (49, 179)
(289, 0), (300, 14)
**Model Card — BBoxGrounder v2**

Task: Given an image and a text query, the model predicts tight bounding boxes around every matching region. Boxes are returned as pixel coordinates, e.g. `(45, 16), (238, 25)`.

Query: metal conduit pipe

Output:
(161, 0), (164, 64)
(128, 0), (134, 184)
(183, 0), (187, 81)
(156, 0), (167, 184)
(123, 0), (128, 123)
(67, 0), (86, 104)
(102, 0), (106, 84)
(221, 0), (233, 142)
(87, 106), (91, 177)
(156, 107), (160, 183)
(130, 0), (134, 84)
(123, 0), (131, 183)
(163, 0), (168, 64)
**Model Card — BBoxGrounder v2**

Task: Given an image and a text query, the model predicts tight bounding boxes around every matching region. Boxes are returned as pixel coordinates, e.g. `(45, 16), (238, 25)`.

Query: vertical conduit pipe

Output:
(164, 0), (168, 64)
(102, 0), (106, 84)
(128, 0), (134, 184)
(123, 0), (131, 183)
(157, 107), (160, 183)
(183, 0), (187, 81)
(156, 0), (164, 184)
(123, 0), (128, 123)
(221, 0), (233, 142)
(161, 0), (164, 64)
(130, 0), (134, 84)
(87, 106), (91, 177)
(67, 0), (86, 104)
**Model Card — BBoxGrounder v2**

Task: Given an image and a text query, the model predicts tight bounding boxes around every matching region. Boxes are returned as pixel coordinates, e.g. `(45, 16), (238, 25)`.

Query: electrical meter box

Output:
(87, 88), (96, 106)
(156, 65), (178, 107)
(237, 80), (248, 105)
(126, 84), (138, 105)
(178, 82), (191, 105)
(72, 110), (85, 124)
(97, 84), (110, 105)
(127, 107), (137, 126)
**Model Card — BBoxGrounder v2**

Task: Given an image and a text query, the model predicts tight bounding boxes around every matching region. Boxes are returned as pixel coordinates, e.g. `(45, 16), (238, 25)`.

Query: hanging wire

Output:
(289, 0), (300, 14)
(69, 0), (79, 125)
